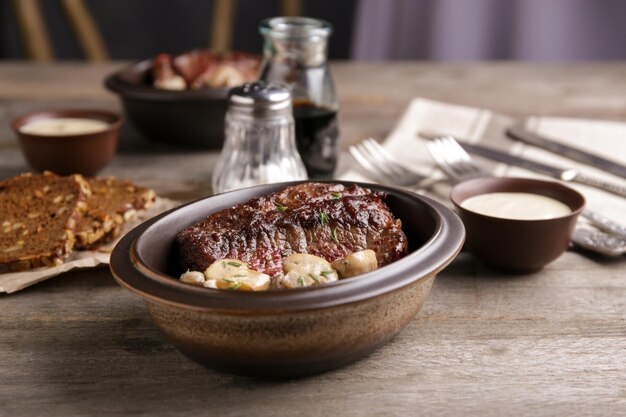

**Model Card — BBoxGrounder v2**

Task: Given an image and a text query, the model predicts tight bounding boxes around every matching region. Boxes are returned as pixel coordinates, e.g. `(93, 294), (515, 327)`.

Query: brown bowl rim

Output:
(11, 109), (123, 140)
(104, 59), (232, 101)
(450, 176), (585, 223)
(110, 181), (466, 313)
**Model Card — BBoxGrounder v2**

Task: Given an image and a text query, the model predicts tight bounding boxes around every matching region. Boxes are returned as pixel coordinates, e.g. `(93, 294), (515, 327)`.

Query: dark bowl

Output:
(12, 109), (122, 176)
(105, 59), (230, 149)
(450, 177), (585, 271)
(110, 181), (465, 377)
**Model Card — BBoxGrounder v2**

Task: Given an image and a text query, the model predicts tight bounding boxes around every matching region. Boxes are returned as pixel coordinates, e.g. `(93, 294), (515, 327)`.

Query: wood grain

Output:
(0, 62), (625, 416)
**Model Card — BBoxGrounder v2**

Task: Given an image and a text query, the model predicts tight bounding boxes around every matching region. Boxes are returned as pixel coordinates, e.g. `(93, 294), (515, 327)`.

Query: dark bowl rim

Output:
(450, 176), (586, 223)
(104, 58), (232, 101)
(11, 108), (123, 140)
(110, 181), (466, 313)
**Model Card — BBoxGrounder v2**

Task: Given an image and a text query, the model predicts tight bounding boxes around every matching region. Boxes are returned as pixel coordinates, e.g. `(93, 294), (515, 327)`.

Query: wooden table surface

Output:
(1, 62), (625, 416)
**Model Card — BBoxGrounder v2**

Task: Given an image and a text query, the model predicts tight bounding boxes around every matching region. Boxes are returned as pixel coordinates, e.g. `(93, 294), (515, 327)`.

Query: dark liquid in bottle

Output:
(293, 100), (339, 179)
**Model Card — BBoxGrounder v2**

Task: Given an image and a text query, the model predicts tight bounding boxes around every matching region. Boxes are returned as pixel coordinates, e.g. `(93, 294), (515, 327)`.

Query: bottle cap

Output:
(228, 82), (292, 113)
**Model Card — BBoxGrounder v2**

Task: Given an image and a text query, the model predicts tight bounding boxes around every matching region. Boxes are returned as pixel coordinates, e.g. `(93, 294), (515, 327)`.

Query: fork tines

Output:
(349, 138), (424, 186)
(426, 136), (486, 182)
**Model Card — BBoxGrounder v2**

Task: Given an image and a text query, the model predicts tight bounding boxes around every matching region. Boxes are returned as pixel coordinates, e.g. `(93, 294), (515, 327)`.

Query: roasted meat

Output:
(153, 50), (260, 90)
(176, 183), (408, 277)
(153, 53), (186, 90)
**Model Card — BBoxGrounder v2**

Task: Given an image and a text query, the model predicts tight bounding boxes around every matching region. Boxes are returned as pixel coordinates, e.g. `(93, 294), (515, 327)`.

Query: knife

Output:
(418, 130), (626, 243)
(459, 141), (626, 198)
(506, 124), (626, 180)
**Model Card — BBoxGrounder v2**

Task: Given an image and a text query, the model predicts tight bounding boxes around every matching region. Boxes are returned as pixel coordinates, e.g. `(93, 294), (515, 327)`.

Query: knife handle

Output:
(581, 209), (626, 240)
(571, 227), (626, 257)
(572, 173), (626, 198)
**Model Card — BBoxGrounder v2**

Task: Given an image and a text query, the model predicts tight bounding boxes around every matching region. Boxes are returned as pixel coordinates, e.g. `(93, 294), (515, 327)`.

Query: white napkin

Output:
(340, 98), (626, 221)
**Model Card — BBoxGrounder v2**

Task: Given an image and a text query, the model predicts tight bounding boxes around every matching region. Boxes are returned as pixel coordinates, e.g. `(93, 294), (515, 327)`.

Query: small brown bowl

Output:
(450, 177), (585, 271)
(110, 181), (465, 377)
(12, 109), (122, 176)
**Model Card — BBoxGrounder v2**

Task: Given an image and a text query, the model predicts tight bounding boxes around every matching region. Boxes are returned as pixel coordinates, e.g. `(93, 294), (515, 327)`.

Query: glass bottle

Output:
(212, 82), (307, 194)
(259, 17), (339, 179)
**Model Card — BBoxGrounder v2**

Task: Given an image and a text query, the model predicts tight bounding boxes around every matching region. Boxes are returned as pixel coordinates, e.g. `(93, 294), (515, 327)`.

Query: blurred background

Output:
(2, 0), (626, 61)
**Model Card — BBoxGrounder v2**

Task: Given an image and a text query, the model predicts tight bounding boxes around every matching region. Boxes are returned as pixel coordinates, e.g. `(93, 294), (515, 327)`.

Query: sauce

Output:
(293, 100), (339, 179)
(461, 192), (571, 220)
(20, 118), (109, 136)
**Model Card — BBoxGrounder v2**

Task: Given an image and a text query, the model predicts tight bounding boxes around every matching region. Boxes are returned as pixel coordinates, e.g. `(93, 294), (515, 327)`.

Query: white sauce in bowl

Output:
(461, 192), (571, 220)
(19, 118), (109, 136)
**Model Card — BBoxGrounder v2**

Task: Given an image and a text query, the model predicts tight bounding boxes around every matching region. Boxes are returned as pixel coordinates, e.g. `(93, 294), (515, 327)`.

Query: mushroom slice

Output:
(204, 259), (270, 291)
(330, 249), (378, 279)
(204, 259), (248, 280)
(277, 253), (339, 289)
(179, 270), (206, 286)
(241, 270), (271, 291)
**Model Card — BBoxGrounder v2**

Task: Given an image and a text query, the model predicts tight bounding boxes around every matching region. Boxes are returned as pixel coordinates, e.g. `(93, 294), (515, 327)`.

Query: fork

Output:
(426, 135), (626, 256)
(349, 138), (426, 187)
(425, 136), (488, 181)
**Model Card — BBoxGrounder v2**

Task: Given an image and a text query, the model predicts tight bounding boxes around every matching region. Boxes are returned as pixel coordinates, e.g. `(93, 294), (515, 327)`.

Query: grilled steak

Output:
(176, 183), (408, 277)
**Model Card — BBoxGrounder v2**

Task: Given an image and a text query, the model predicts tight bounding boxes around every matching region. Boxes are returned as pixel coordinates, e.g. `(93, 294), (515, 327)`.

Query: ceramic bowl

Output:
(105, 59), (229, 149)
(450, 177), (585, 271)
(110, 181), (465, 377)
(12, 109), (122, 176)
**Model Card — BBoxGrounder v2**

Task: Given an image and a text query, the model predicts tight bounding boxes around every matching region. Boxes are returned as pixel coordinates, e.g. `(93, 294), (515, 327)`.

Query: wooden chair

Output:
(14, 0), (304, 61)
(210, 0), (304, 52)
(12, 0), (108, 61)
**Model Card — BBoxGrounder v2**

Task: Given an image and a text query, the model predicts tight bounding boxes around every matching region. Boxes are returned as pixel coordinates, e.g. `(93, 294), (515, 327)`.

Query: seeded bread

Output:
(75, 177), (156, 249)
(0, 172), (90, 272)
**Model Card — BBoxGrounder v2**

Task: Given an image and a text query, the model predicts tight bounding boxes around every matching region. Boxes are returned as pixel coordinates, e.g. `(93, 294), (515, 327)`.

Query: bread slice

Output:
(0, 172), (90, 272)
(74, 177), (156, 249)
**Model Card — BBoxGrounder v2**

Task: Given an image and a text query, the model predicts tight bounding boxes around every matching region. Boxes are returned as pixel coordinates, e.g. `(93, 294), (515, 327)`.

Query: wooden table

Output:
(1, 62), (625, 416)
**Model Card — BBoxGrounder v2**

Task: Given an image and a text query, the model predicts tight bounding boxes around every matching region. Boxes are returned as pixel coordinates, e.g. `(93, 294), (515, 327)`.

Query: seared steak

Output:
(176, 183), (408, 277)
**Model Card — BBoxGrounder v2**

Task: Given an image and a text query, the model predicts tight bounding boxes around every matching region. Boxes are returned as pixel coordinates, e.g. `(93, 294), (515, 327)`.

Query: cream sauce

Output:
(461, 192), (571, 220)
(20, 118), (109, 136)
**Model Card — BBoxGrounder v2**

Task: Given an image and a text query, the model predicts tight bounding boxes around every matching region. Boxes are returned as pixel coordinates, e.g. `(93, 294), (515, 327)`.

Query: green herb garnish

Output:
(298, 276), (306, 287)
(320, 270), (333, 277)
(225, 261), (242, 267)
(274, 201), (288, 212)
(330, 192), (341, 199)
(233, 274), (246, 278)
(319, 212), (330, 226)
(331, 227), (339, 243)
(224, 276), (242, 290)
(309, 273), (320, 283)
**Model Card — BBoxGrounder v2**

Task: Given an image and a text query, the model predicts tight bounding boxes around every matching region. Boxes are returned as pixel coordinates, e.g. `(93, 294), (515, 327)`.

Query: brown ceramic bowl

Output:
(12, 109), (122, 176)
(110, 181), (465, 377)
(450, 177), (585, 271)
(105, 59), (230, 149)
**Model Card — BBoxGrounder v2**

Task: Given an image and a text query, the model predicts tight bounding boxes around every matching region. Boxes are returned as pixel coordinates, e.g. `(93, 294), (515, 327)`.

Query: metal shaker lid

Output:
(259, 17), (333, 39)
(228, 82), (292, 112)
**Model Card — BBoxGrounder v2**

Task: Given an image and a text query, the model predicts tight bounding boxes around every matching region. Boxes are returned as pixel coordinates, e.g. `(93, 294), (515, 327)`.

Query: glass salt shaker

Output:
(211, 82), (307, 194)
(259, 17), (339, 179)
